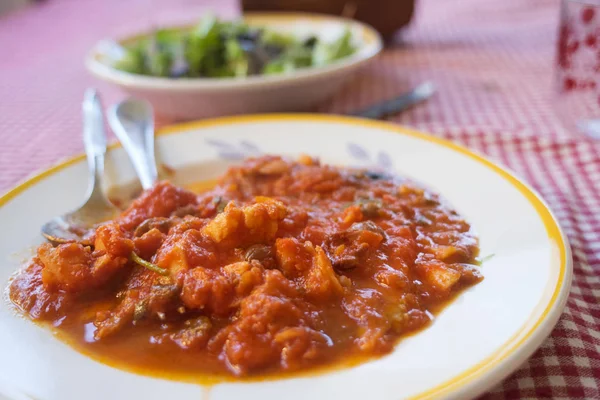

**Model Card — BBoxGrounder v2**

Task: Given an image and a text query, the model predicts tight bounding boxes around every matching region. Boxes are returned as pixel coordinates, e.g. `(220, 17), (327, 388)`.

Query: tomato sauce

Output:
(9, 156), (481, 380)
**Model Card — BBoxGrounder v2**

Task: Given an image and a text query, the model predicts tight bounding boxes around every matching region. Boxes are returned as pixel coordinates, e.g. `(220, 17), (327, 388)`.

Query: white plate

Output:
(0, 115), (572, 400)
(86, 13), (382, 120)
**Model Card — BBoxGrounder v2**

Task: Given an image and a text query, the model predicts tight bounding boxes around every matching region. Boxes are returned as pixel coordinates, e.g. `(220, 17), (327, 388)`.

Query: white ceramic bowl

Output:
(0, 115), (571, 400)
(86, 13), (383, 121)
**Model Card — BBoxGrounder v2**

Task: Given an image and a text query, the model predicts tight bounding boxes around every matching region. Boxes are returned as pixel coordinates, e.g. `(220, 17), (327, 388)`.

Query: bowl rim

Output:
(84, 12), (383, 91)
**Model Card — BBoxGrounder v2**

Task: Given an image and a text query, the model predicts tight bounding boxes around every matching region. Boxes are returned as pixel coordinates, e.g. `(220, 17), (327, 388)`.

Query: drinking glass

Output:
(556, 0), (600, 138)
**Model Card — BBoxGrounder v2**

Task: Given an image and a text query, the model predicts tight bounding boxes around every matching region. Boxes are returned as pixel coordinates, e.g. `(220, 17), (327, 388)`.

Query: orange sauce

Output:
(9, 157), (482, 382)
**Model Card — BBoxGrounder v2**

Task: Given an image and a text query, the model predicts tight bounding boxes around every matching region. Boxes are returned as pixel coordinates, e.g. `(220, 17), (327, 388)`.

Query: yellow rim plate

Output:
(0, 114), (572, 400)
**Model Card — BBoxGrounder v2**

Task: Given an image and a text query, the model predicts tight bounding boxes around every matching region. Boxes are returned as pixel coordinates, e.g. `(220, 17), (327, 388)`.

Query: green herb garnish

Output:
(131, 252), (169, 276)
(476, 253), (496, 265)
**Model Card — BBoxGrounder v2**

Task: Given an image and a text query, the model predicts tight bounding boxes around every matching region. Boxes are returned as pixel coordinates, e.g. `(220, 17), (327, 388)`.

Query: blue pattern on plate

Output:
(239, 140), (261, 154)
(206, 139), (393, 169)
(347, 142), (394, 168)
(205, 138), (234, 149)
(205, 138), (262, 160)
(347, 143), (370, 160)
(376, 151), (393, 168)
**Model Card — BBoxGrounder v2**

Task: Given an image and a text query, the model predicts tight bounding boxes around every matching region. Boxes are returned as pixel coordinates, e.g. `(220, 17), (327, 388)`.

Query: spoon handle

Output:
(351, 81), (436, 119)
(108, 99), (158, 190)
(82, 89), (107, 198)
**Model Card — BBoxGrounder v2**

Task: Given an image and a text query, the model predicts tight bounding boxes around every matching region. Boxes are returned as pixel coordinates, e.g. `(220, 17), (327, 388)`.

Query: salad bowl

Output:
(86, 13), (383, 120)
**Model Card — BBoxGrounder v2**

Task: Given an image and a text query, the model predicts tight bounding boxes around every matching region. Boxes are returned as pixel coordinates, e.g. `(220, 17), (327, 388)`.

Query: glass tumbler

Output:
(556, 0), (600, 138)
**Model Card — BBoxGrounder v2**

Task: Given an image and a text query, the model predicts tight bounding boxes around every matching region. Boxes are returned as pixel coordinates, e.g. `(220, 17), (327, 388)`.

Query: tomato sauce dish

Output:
(0, 115), (571, 400)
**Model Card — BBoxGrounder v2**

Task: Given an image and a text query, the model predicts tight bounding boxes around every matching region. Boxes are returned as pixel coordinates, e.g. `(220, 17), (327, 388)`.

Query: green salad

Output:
(114, 15), (356, 78)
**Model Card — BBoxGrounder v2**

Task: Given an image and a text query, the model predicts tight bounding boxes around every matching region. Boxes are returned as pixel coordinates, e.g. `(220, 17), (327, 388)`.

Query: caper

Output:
(349, 220), (386, 238)
(244, 244), (273, 262)
(134, 217), (173, 237)
(360, 201), (382, 218)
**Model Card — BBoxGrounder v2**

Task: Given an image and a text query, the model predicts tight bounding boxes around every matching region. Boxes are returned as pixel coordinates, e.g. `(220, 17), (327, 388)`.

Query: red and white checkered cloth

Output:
(0, 0), (599, 398)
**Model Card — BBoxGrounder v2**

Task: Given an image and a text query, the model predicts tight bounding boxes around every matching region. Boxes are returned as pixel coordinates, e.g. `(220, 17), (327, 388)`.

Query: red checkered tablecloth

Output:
(1, 0), (599, 398)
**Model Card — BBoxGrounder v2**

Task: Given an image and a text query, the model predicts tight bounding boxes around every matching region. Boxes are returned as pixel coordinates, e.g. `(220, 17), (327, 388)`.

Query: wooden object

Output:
(241, 0), (416, 39)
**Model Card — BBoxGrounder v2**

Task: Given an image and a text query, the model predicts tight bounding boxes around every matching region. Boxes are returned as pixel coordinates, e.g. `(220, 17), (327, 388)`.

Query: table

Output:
(1, 0), (599, 398)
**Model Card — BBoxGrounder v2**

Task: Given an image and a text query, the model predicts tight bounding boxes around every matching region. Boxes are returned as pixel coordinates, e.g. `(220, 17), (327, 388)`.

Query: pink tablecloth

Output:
(1, 0), (599, 398)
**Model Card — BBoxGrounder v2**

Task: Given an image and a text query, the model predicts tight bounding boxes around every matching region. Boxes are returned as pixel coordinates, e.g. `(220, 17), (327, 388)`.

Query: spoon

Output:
(41, 89), (120, 245)
(107, 98), (158, 190)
